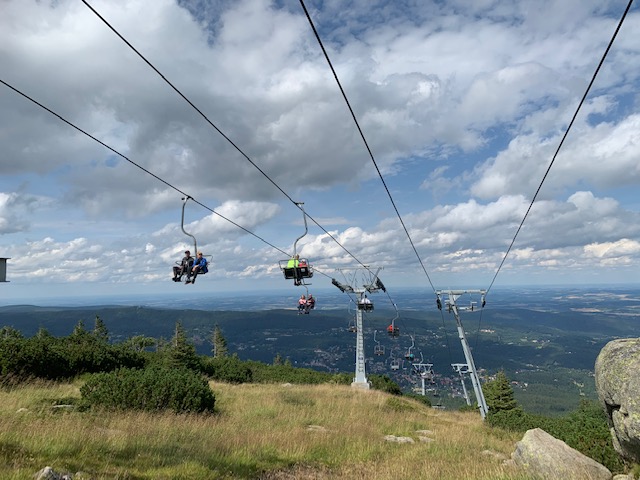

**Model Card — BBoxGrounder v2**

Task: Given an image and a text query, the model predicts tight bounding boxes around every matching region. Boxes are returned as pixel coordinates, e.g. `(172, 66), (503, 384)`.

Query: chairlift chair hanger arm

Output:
(181, 196), (198, 255)
(292, 202), (308, 258)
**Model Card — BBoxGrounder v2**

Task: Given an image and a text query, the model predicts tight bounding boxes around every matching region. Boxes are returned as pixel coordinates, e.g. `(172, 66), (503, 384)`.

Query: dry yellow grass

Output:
(0, 380), (531, 479)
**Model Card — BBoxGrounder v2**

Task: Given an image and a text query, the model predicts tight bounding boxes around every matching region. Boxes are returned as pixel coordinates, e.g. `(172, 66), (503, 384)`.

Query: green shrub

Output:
(369, 374), (403, 395)
(201, 355), (253, 383)
(0, 337), (69, 379)
(0, 335), (146, 381)
(80, 366), (215, 414)
(547, 400), (624, 473)
(487, 407), (532, 431)
(489, 400), (624, 473)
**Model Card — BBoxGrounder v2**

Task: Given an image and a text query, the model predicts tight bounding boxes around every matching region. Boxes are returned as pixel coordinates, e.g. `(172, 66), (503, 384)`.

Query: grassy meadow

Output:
(0, 380), (533, 479)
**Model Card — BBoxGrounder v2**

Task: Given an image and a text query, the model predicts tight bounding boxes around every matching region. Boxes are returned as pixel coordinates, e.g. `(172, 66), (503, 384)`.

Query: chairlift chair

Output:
(347, 317), (357, 333)
(279, 203), (314, 285)
(404, 335), (415, 361)
(357, 301), (374, 311)
(387, 303), (400, 336)
(390, 358), (401, 371)
(373, 330), (385, 356)
(173, 197), (211, 283)
(279, 257), (313, 284)
(388, 348), (402, 371)
(357, 294), (374, 311)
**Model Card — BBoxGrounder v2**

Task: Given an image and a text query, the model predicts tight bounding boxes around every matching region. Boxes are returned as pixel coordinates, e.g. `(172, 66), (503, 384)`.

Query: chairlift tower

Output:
(451, 363), (471, 406)
(412, 359), (434, 396)
(332, 267), (384, 390)
(437, 289), (488, 419)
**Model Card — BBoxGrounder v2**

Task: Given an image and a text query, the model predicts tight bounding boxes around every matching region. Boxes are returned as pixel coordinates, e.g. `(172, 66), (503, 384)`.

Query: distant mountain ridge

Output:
(1, 285), (638, 416)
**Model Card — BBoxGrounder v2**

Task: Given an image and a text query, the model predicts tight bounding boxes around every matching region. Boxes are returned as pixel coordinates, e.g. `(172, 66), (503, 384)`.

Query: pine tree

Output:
(273, 353), (283, 365)
(483, 370), (519, 413)
(170, 322), (199, 370)
(35, 327), (52, 339)
(211, 324), (228, 358)
(71, 320), (89, 339)
(0, 326), (23, 339)
(93, 315), (109, 343)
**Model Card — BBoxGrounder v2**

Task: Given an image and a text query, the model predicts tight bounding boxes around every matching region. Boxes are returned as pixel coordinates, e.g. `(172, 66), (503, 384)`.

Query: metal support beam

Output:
(0, 258), (8, 282)
(437, 289), (488, 419)
(333, 267), (385, 391)
(352, 301), (369, 389)
(412, 362), (434, 396)
(452, 363), (471, 406)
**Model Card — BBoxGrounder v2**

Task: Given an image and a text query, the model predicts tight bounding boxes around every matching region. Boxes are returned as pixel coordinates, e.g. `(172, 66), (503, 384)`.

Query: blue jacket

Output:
(193, 256), (208, 273)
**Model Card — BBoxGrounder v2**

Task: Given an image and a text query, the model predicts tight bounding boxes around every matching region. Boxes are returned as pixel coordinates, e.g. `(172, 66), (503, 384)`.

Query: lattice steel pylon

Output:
(437, 289), (489, 419)
(332, 267), (384, 390)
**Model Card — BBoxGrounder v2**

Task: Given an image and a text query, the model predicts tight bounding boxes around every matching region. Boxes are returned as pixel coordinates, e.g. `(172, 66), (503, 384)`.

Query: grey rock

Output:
(511, 428), (612, 480)
(33, 467), (77, 480)
(34, 467), (62, 480)
(383, 434), (414, 443)
(595, 338), (640, 464)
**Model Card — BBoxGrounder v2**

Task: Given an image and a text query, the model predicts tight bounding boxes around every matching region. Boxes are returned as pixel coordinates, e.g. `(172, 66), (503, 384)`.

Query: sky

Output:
(0, 0), (639, 303)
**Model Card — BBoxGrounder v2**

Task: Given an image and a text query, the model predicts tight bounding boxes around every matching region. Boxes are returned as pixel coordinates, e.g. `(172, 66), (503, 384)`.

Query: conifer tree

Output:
(211, 324), (228, 358)
(71, 320), (88, 338)
(93, 315), (109, 343)
(170, 322), (199, 370)
(483, 370), (519, 413)
(273, 353), (283, 365)
(35, 327), (52, 339)
(0, 326), (23, 339)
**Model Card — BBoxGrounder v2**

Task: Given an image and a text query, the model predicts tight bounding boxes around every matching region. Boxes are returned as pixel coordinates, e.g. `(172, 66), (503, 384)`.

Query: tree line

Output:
(0, 317), (623, 472)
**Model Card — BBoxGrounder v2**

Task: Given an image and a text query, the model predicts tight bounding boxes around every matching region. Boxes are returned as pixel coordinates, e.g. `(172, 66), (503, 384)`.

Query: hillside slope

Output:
(0, 380), (529, 479)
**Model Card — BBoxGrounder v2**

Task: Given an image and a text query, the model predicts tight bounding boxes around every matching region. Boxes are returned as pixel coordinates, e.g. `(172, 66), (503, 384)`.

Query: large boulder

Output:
(595, 338), (640, 464)
(511, 428), (612, 480)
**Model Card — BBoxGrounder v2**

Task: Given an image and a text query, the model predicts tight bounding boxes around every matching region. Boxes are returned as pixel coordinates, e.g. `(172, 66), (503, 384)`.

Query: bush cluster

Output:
(484, 372), (624, 473)
(80, 366), (215, 414)
(0, 330), (144, 380)
(201, 355), (253, 383)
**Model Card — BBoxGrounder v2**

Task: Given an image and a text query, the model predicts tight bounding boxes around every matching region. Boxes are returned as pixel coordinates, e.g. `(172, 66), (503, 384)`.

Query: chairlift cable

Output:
(0, 78), (292, 260)
(484, 0), (634, 296)
(81, 0), (372, 274)
(1, 77), (383, 288)
(299, 0), (437, 294)
(0, 76), (383, 298)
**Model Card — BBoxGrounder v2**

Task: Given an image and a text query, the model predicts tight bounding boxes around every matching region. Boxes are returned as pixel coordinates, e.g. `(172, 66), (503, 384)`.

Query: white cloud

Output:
(584, 239), (640, 259)
(0, 0), (638, 293)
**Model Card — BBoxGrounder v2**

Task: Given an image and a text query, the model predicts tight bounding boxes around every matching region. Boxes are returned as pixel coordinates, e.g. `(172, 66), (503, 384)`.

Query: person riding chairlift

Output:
(287, 255), (301, 285)
(298, 294), (307, 314)
(361, 295), (371, 304)
(287, 254), (300, 268)
(305, 294), (315, 313)
(186, 252), (208, 284)
(172, 250), (193, 282)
